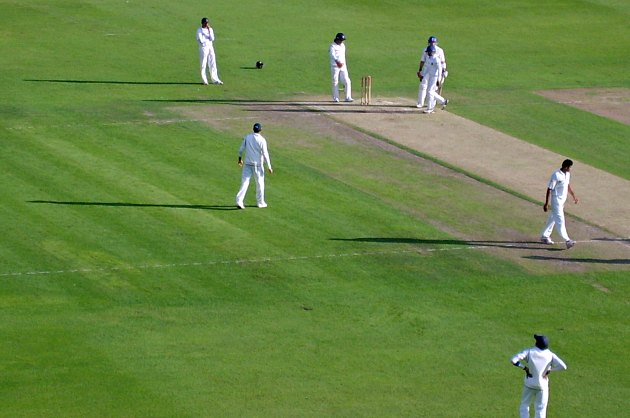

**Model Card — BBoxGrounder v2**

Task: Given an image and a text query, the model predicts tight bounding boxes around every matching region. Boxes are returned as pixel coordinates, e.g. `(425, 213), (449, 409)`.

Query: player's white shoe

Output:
(345, 98), (354, 102)
(565, 239), (576, 249)
(333, 98), (340, 103)
(540, 236), (555, 245)
(258, 203), (268, 208)
(442, 99), (449, 110)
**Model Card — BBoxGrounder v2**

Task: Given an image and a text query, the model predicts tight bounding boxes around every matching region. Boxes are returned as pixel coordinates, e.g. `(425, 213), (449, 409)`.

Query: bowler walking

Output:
(540, 159), (579, 248)
(511, 335), (567, 418)
(236, 123), (273, 209)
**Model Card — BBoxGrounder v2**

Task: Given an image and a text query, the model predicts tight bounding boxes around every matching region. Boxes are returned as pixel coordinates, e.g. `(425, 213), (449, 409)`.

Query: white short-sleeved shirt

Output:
(547, 169), (571, 203)
(329, 42), (346, 68)
(511, 347), (567, 390)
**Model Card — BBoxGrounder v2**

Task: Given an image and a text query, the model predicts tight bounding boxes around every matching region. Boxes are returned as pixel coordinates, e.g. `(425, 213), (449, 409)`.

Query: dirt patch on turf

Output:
(536, 88), (630, 126)
(172, 97), (630, 274)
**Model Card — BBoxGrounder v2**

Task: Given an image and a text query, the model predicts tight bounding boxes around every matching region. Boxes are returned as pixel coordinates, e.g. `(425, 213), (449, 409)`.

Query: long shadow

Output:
(249, 107), (417, 115)
(592, 237), (630, 243)
(141, 98), (415, 112)
(24, 79), (201, 86)
(330, 237), (547, 250)
(28, 200), (238, 211)
(142, 98), (332, 105)
(525, 255), (630, 265)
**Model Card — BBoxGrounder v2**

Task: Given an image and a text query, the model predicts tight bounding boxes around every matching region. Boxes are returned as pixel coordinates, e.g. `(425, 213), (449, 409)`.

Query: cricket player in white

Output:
(418, 45), (448, 113)
(511, 335), (567, 418)
(417, 36), (447, 108)
(236, 123), (273, 209)
(329, 32), (353, 103)
(540, 159), (579, 249)
(197, 17), (223, 85)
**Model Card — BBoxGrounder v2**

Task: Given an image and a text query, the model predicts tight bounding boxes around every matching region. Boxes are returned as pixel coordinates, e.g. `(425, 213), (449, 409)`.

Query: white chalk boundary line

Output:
(4, 116), (257, 131)
(2, 239), (623, 278)
(2, 246), (487, 278)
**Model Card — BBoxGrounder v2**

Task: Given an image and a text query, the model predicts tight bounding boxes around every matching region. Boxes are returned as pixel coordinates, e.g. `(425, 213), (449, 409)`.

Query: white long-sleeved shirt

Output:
(238, 133), (272, 169)
(547, 169), (571, 204)
(329, 42), (346, 68)
(197, 26), (215, 47)
(511, 347), (567, 390)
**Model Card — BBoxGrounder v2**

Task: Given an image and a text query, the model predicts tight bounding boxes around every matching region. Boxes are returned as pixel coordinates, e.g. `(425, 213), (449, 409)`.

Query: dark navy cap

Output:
(534, 334), (549, 349)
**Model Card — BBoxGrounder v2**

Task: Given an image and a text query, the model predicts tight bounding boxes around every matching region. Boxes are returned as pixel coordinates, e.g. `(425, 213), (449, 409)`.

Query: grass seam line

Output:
(0, 246), (485, 278)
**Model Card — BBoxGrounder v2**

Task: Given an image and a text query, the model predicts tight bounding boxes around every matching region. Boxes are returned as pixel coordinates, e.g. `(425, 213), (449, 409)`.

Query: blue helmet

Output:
(428, 36), (437, 44)
(426, 45), (436, 54)
(253, 122), (262, 133)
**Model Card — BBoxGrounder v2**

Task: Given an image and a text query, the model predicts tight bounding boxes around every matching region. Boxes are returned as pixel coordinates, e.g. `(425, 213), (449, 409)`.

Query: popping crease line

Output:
(0, 246), (483, 278)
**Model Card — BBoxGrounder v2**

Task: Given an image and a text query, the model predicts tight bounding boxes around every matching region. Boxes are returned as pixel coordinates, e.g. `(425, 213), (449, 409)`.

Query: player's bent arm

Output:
(511, 350), (528, 366)
(550, 354), (567, 372)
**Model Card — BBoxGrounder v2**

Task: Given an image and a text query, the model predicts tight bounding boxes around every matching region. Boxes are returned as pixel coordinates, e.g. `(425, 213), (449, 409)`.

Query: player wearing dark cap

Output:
(511, 334), (567, 418)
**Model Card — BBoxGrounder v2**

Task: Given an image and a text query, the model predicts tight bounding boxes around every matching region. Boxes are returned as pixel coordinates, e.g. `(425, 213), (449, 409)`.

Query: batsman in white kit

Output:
(417, 45), (448, 113)
(329, 32), (353, 103)
(236, 123), (273, 209)
(417, 36), (447, 108)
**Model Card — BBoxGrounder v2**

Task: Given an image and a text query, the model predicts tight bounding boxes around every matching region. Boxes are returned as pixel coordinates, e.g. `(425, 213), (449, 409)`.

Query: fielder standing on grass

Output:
(511, 334), (567, 418)
(540, 159), (578, 249)
(236, 123), (272, 209)
(197, 17), (223, 85)
(329, 32), (353, 103)
(417, 36), (447, 108)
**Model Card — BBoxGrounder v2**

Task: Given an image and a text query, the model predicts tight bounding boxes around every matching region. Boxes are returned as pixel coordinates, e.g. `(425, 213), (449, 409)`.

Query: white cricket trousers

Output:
(540, 198), (570, 241)
(331, 66), (352, 101)
(420, 75), (445, 111)
(519, 385), (549, 418)
(236, 164), (266, 207)
(418, 78), (429, 106)
(200, 45), (220, 84)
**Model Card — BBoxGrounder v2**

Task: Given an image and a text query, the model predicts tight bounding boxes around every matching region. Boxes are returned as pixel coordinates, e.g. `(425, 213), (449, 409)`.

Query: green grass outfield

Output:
(1, 1), (629, 416)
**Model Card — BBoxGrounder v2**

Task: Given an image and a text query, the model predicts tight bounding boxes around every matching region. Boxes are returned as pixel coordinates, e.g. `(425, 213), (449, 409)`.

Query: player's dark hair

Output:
(562, 159), (573, 168)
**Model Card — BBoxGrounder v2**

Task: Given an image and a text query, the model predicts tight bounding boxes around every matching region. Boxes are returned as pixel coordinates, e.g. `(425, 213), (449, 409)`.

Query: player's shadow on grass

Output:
(24, 79), (201, 86)
(524, 255), (630, 265)
(330, 237), (543, 250)
(28, 200), (238, 211)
